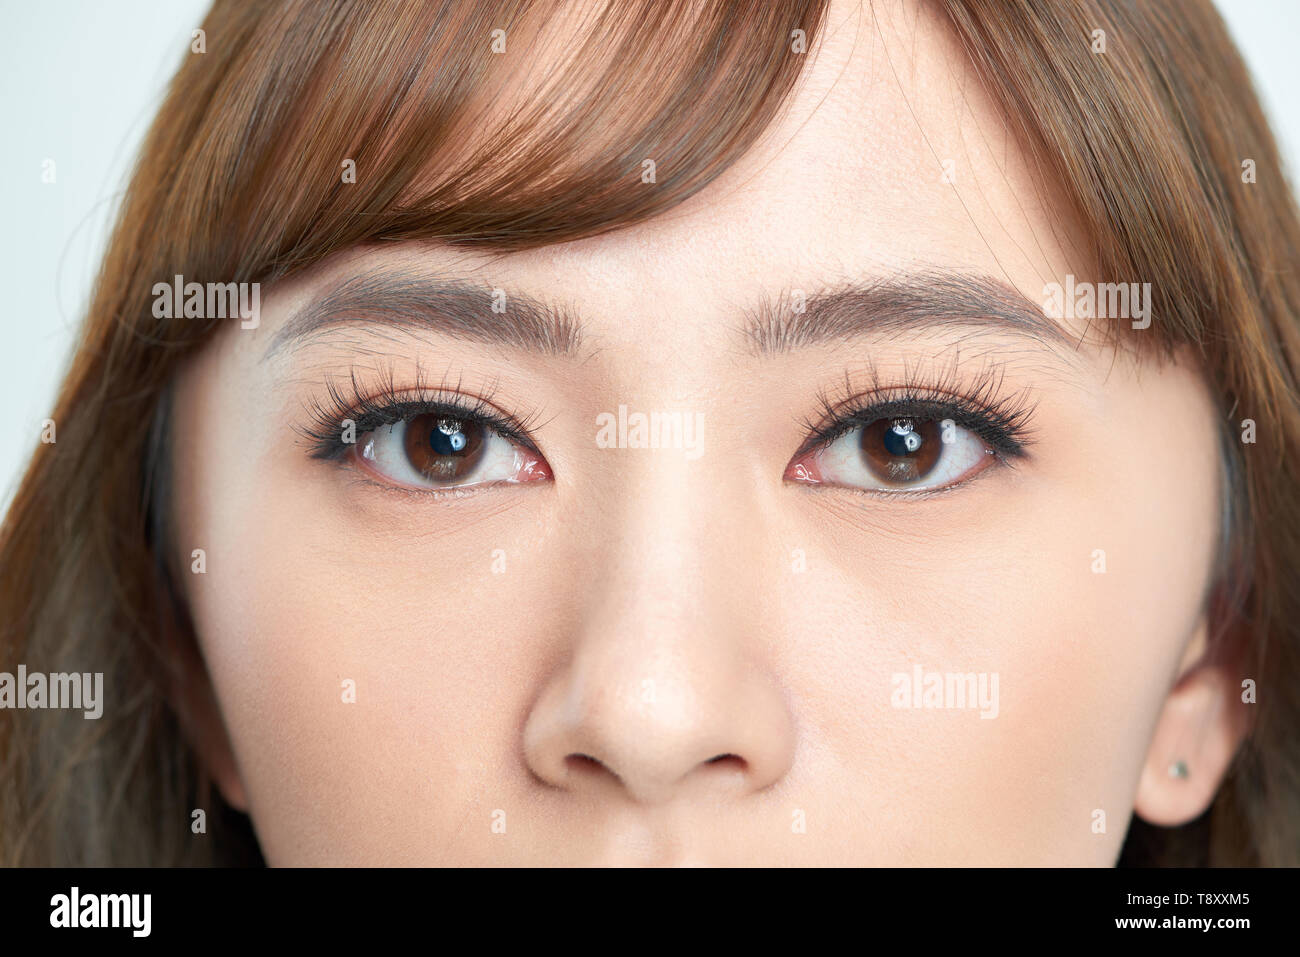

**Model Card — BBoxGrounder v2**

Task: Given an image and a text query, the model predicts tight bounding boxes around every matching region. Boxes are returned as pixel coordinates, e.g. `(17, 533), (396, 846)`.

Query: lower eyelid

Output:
(341, 460), (521, 501)
(796, 453), (1005, 501)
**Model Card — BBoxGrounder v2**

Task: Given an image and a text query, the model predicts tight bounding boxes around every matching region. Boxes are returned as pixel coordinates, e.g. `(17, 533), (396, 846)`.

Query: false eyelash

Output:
(296, 363), (543, 460)
(796, 358), (1038, 460)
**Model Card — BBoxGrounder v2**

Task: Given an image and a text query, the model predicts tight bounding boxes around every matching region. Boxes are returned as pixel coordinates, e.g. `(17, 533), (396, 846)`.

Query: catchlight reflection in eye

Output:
(786, 416), (996, 492)
(355, 413), (550, 491)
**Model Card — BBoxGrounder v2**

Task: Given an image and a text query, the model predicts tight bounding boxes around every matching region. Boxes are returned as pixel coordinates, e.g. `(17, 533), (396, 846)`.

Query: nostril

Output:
(705, 753), (747, 772)
(565, 753), (613, 777)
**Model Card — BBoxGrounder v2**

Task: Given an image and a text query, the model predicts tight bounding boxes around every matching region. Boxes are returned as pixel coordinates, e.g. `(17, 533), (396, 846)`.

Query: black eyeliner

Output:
(796, 361), (1037, 461)
(295, 363), (542, 460)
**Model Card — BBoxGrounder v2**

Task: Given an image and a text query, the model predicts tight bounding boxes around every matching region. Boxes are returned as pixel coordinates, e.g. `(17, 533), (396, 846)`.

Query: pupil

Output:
(883, 420), (922, 456)
(430, 420), (468, 455)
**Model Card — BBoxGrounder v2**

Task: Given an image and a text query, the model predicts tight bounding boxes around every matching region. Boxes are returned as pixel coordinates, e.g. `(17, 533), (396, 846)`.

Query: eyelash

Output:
(794, 362), (1037, 462)
(298, 361), (1036, 489)
(297, 366), (543, 461)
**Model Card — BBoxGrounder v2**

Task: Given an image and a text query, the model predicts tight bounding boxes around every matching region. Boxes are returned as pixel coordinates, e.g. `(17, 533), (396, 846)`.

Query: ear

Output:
(166, 624), (250, 813)
(1133, 618), (1252, 827)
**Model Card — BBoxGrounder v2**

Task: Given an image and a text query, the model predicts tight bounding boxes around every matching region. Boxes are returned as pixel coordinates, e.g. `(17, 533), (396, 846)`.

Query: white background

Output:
(1, 0), (1297, 508)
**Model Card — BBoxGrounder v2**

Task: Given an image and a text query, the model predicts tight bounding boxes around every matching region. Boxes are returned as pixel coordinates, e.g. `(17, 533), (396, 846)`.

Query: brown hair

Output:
(1, 0), (1296, 865)
(937, 0), (1300, 866)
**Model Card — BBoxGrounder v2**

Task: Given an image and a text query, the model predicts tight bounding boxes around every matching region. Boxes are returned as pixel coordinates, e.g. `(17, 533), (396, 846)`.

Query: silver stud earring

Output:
(1168, 760), (1189, 780)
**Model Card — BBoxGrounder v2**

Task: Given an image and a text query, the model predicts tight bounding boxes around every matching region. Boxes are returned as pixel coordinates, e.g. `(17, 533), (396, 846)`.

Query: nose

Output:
(523, 644), (796, 805)
(522, 472), (796, 806)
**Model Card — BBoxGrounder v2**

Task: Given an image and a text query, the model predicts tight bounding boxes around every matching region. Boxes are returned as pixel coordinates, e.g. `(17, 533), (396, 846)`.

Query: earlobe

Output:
(1133, 623), (1253, 828)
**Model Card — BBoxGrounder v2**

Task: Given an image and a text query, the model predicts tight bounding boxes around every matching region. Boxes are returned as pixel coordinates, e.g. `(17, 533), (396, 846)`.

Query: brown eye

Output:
(401, 415), (486, 483)
(859, 418), (943, 485)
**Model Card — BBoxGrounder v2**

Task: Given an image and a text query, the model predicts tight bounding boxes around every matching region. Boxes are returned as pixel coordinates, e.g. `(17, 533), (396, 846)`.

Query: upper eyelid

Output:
(354, 395), (535, 440)
(301, 358), (545, 432)
(796, 390), (1035, 456)
(299, 388), (543, 458)
(814, 392), (986, 427)
(346, 393), (511, 425)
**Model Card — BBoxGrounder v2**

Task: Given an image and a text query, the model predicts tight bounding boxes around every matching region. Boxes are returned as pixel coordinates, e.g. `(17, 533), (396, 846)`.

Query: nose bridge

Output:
(604, 454), (715, 616)
(522, 453), (796, 805)
(582, 443), (765, 670)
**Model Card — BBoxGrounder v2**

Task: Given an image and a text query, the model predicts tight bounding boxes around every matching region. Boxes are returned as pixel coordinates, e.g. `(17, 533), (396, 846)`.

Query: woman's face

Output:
(170, 1), (1242, 864)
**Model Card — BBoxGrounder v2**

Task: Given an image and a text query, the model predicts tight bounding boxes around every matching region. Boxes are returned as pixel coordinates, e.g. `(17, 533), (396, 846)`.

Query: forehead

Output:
(264, 0), (1091, 348)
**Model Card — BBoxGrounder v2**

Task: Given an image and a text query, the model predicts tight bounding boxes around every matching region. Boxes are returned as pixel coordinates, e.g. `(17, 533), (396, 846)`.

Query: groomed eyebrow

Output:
(262, 270), (583, 361)
(266, 267), (1072, 364)
(744, 271), (1078, 357)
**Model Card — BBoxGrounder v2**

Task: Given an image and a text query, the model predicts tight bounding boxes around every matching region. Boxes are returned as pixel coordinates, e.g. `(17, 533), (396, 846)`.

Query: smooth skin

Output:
(168, 0), (1251, 864)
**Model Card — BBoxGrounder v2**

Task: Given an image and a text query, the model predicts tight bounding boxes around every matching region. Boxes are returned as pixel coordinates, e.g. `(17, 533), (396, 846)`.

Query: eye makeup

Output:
(781, 359), (1040, 496)
(792, 360), (1038, 461)
(292, 354), (1039, 500)
(296, 364), (546, 463)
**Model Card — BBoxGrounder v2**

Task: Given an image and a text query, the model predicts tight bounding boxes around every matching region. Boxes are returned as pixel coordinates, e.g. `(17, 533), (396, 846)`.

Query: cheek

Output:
(777, 367), (1220, 863)
(182, 485), (576, 864)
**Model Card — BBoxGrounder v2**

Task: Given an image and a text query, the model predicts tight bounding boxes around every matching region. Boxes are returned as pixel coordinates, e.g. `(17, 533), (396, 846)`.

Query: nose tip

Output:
(523, 669), (795, 806)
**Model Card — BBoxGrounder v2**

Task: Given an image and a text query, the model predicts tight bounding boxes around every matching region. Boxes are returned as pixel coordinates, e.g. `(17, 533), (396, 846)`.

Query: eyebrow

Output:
(262, 270), (583, 361)
(743, 271), (1078, 357)
(266, 267), (1073, 363)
